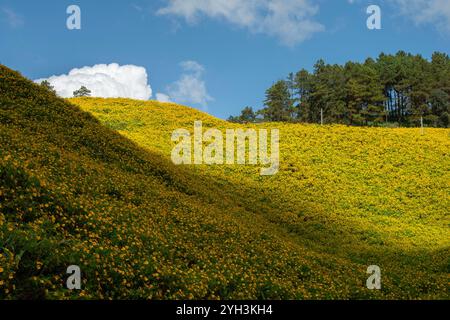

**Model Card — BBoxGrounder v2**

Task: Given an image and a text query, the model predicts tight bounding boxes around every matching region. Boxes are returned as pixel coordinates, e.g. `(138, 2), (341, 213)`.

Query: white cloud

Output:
(390, 0), (450, 31)
(166, 60), (213, 108)
(35, 63), (152, 100)
(156, 93), (171, 102)
(157, 0), (324, 46)
(1, 7), (24, 28)
(179, 60), (205, 75)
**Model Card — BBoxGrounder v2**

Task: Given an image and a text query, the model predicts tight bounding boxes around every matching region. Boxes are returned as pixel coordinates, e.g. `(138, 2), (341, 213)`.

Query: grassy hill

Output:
(0, 65), (449, 299)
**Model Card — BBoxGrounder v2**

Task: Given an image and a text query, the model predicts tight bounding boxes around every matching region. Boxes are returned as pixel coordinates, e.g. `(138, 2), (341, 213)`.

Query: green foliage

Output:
(228, 106), (257, 123)
(40, 81), (56, 95)
(73, 86), (91, 98)
(229, 51), (450, 127)
(260, 80), (294, 122)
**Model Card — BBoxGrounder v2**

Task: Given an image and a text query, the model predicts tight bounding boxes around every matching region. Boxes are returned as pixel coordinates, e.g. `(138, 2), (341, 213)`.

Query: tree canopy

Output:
(73, 86), (92, 98)
(229, 51), (450, 127)
(40, 80), (56, 95)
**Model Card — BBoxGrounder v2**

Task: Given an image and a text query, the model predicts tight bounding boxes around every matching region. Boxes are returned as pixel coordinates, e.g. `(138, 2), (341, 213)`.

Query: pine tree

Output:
(309, 62), (346, 124)
(344, 62), (385, 125)
(294, 69), (312, 121)
(73, 86), (92, 97)
(262, 80), (294, 122)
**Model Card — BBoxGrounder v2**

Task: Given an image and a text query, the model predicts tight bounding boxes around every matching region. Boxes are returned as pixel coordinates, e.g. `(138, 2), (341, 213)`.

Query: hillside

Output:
(0, 65), (449, 299)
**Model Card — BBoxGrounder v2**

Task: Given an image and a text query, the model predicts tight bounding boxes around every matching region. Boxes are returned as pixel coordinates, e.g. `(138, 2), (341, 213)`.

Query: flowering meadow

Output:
(0, 65), (449, 299)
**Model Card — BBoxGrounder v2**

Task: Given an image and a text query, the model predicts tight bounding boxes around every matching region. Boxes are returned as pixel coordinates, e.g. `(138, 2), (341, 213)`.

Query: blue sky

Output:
(0, 0), (449, 119)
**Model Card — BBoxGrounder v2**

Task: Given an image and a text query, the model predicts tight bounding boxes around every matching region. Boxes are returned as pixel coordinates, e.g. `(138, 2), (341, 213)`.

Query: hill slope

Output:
(0, 65), (448, 299)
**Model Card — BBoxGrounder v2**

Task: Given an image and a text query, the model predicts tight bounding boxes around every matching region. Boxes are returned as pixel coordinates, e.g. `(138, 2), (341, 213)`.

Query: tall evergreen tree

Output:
(294, 69), (313, 121)
(262, 80), (294, 122)
(344, 62), (385, 125)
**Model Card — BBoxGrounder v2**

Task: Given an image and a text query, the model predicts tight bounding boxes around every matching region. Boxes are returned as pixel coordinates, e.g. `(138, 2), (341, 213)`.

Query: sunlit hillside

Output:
(74, 97), (450, 299)
(0, 65), (448, 300)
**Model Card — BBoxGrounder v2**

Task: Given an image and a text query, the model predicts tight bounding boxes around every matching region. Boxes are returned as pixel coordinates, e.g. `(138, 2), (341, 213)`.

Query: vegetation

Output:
(0, 65), (449, 300)
(228, 106), (257, 123)
(230, 51), (450, 127)
(75, 97), (449, 300)
(40, 81), (56, 95)
(73, 86), (91, 98)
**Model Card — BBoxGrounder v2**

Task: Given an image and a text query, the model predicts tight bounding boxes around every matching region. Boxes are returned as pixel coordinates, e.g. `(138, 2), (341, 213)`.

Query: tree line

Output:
(229, 51), (450, 128)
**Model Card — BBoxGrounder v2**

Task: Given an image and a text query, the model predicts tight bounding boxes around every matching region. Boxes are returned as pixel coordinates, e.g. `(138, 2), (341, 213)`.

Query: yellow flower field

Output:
(0, 65), (448, 300)
(71, 97), (450, 299)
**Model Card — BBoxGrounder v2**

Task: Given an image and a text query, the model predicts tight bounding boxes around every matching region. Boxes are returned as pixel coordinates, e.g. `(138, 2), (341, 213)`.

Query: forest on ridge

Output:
(230, 51), (450, 128)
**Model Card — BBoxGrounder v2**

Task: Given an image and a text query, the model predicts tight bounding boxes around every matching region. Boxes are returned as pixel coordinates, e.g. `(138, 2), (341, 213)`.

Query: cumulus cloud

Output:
(390, 0), (450, 31)
(165, 61), (213, 109)
(35, 63), (152, 100)
(157, 0), (324, 46)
